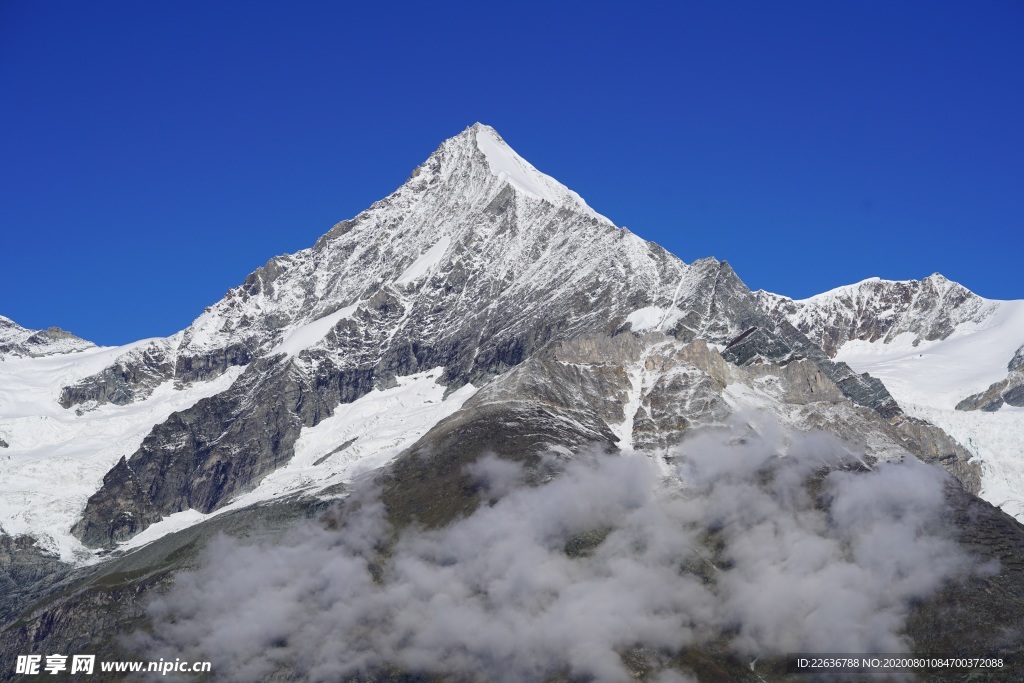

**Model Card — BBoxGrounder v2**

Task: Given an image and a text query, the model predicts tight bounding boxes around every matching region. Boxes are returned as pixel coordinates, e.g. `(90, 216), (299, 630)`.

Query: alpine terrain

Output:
(1, 124), (1022, 682)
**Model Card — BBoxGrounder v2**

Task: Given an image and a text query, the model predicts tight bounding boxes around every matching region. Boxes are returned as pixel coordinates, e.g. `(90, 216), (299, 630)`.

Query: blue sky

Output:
(2, 1), (1021, 345)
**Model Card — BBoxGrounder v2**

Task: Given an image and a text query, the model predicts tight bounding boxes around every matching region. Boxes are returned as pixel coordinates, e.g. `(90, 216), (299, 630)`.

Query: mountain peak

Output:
(0, 315), (95, 359)
(445, 123), (613, 225)
(757, 273), (997, 357)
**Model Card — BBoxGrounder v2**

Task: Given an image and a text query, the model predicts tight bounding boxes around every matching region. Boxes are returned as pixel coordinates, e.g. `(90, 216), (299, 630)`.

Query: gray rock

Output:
(0, 315), (94, 360)
(1004, 382), (1024, 408)
(59, 340), (175, 408)
(955, 346), (1024, 411)
(956, 380), (1008, 412)
(1010, 345), (1024, 373)
(0, 533), (71, 626)
(756, 275), (996, 358)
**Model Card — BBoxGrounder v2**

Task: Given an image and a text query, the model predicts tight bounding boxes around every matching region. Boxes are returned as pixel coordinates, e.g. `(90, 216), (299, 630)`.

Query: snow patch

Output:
(271, 304), (359, 358)
(475, 127), (556, 203)
(119, 509), (209, 552)
(229, 369), (477, 507)
(625, 306), (683, 332)
(611, 361), (644, 450)
(625, 307), (664, 332)
(473, 125), (613, 225)
(395, 235), (452, 285)
(114, 370), (479, 553)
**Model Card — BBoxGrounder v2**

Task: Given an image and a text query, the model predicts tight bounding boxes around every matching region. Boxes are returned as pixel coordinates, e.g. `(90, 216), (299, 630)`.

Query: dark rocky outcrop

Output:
(71, 355), (369, 546)
(173, 342), (254, 384)
(1010, 345), (1024, 373)
(60, 341), (175, 408)
(1, 499), (328, 682)
(957, 379), (1009, 412)
(0, 534), (72, 626)
(957, 345), (1024, 412)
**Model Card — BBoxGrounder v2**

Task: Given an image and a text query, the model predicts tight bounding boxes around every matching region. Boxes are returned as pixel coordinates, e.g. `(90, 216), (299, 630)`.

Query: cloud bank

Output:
(139, 426), (985, 682)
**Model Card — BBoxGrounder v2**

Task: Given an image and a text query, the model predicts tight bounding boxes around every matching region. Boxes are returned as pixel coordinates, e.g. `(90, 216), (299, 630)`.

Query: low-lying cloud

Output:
(138, 424), (987, 682)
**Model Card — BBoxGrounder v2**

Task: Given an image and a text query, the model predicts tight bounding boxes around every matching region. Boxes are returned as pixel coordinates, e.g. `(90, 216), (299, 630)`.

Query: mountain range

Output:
(1, 124), (1022, 682)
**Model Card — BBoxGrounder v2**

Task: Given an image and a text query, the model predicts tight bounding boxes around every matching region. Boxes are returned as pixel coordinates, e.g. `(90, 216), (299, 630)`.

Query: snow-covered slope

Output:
(0, 342), (243, 561)
(117, 368), (477, 553)
(760, 277), (1024, 520)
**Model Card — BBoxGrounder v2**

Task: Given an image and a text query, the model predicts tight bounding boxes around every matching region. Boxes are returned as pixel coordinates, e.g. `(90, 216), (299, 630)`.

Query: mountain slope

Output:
(759, 277), (1024, 520)
(0, 339), (244, 561)
(0, 125), (987, 558)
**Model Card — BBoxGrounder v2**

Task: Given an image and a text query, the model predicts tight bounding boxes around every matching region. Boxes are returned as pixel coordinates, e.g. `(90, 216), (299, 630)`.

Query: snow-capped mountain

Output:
(0, 124), (993, 558)
(3, 124), (1023, 680)
(759, 277), (1024, 518)
(0, 316), (94, 360)
(63, 124), (979, 550)
(755, 274), (998, 358)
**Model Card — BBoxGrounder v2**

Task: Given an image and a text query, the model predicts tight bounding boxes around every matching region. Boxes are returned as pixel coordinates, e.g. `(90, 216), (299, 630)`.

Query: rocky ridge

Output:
(956, 344), (1024, 412)
(0, 315), (94, 360)
(756, 274), (997, 357)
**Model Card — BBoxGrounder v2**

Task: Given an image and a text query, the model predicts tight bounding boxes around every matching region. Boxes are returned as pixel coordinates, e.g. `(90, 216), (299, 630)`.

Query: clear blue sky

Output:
(2, 1), (1021, 345)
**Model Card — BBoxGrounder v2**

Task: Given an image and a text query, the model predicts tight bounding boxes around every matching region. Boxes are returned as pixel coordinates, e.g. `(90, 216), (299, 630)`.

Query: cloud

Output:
(138, 426), (986, 682)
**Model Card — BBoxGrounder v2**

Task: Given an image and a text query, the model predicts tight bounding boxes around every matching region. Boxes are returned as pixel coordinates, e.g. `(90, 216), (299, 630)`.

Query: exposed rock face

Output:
(957, 345), (1024, 412)
(904, 484), (1024, 679)
(0, 315), (94, 359)
(2, 499), (327, 678)
(1011, 345), (1024, 373)
(756, 274), (996, 358)
(59, 340), (176, 408)
(0, 534), (70, 626)
(956, 379), (1010, 412)
(71, 355), (358, 545)
(1006, 384), (1024, 407)
(383, 330), (980, 522)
